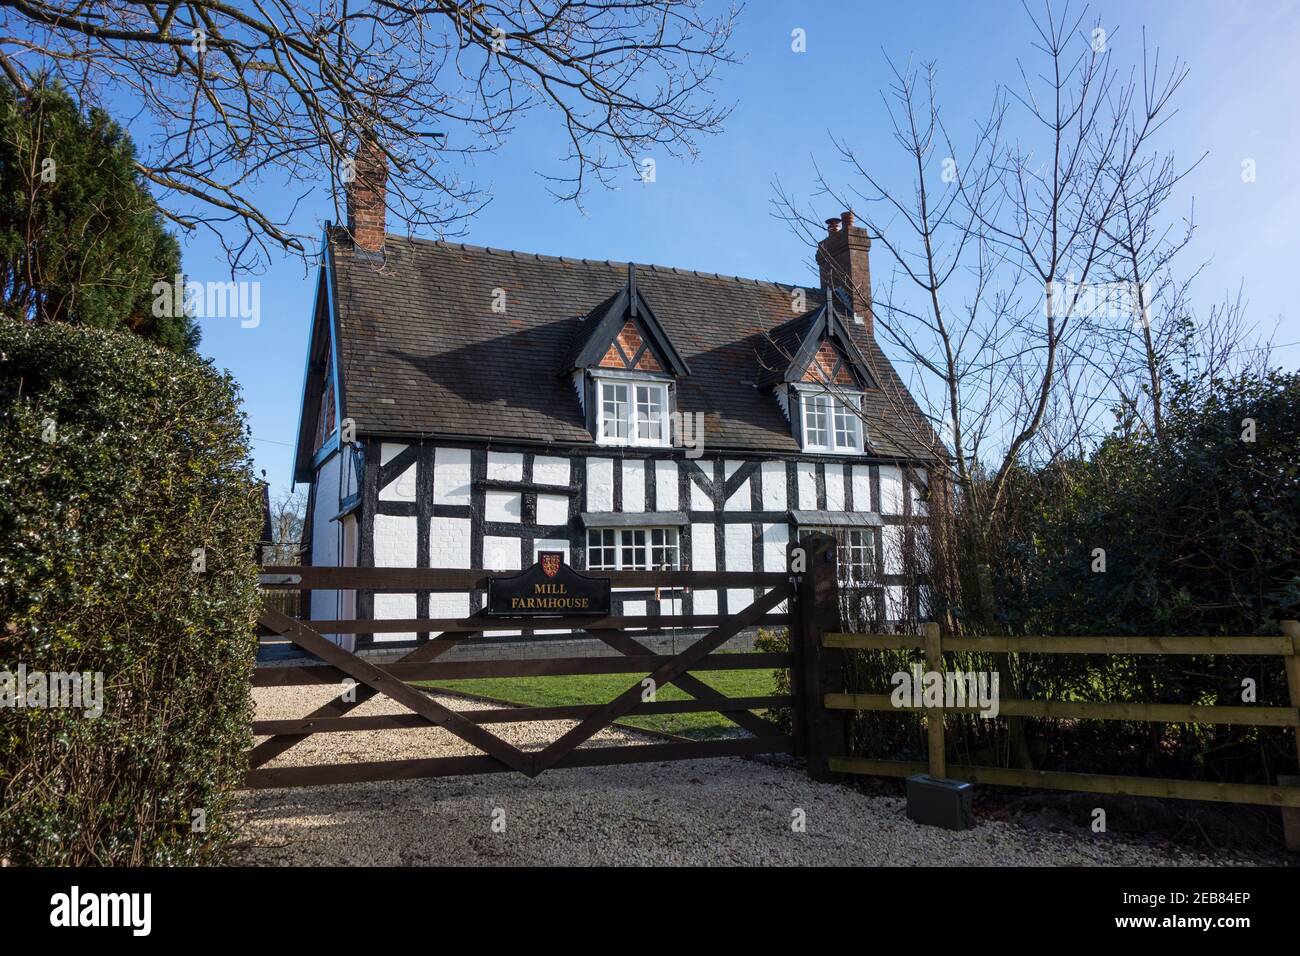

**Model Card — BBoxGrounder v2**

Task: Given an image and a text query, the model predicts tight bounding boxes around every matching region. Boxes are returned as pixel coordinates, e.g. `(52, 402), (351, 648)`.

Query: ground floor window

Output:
(586, 527), (680, 570)
(803, 526), (877, 583)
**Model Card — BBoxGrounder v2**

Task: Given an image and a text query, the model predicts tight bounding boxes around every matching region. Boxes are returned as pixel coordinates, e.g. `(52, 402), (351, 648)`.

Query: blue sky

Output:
(170, 0), (1300, 491)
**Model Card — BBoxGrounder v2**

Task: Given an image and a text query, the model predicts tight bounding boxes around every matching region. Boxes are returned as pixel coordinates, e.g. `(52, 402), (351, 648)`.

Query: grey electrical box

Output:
(905, 774), (974, 830)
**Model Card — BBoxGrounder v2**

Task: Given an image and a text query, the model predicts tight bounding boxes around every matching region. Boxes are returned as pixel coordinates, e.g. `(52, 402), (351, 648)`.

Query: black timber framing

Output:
(415, 445), (434, 640)
(713, 460), (727, 614)
(326, 436), (932, 647)
(356, 439), (379, 624)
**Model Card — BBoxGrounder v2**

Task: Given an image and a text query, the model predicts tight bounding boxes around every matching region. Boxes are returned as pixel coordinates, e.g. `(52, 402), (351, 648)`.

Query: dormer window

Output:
(597, 378), (669, 446)
(798, 387), (863, 453)
(560, 263), (691, 445)
(755, 289), (878, 456)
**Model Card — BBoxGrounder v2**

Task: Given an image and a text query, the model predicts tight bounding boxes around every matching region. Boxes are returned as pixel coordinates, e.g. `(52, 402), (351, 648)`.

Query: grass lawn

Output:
(420, 666), (780, 740)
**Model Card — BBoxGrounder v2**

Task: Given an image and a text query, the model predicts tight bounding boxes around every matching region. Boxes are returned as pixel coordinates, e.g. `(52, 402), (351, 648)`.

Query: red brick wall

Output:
(802, 341), (855, 385)
(598, 321), (661, 370)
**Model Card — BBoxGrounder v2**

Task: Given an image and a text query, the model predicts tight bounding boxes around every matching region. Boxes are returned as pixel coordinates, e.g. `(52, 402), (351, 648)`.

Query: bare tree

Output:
(263, 484), (306, 565)
(776, 3), (1193, 555)
(0, 0), (739, 271)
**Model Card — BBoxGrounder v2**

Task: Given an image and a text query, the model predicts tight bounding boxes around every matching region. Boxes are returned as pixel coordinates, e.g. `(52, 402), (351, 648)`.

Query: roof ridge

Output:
(370, 232), (822, 294)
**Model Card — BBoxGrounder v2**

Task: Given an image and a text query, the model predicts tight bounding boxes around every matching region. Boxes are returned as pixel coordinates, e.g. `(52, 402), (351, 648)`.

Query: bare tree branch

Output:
(0, 0), (739, 271)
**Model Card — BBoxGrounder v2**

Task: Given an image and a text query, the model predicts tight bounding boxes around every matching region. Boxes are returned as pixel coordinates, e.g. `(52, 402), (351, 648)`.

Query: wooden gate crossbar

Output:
(532, 584), (793, 774)
(250, 624), (474, 768)
(250, 652), (790, 686)
(245, 736), (796, 789)
(250, 577), (797, 787)
(584, 629), (783, 738)
(258, 608), (533, 775)
(252, 697), (791, 735)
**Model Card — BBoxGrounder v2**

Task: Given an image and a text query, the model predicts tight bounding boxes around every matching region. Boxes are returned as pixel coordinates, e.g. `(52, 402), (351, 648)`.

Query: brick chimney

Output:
(817, 209), (872, 333)
(347, 137), (387, 254)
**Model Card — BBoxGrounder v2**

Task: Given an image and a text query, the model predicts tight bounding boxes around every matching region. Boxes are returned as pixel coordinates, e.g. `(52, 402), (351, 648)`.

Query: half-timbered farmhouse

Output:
(292, 155), (942, 649)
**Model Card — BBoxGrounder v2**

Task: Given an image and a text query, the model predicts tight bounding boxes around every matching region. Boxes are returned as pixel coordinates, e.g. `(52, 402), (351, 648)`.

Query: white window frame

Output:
(797, 387), (864, 454)
(804, 526), (878, 584)
(595, 375), (670, 447)
(599, 381), (630, 442)
(803, 392), (830, 447)
(586, 527), (680, 570)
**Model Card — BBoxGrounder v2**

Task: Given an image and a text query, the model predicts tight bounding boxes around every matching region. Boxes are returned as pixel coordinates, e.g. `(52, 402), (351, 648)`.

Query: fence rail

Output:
(252, 651), (792, 686)
(823, 693), (1300, 727)
(259, 612), (792, 637)
(259, 564), (790, 591)
(825, 631), (1295, 656)
(825, 758), (1300, 809)
(813, 619), (1300, 812)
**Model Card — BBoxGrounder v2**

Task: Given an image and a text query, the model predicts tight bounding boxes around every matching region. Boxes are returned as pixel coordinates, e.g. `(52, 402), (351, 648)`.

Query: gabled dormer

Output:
(560, 264), (689, 447)
(758, 291), (877, 455)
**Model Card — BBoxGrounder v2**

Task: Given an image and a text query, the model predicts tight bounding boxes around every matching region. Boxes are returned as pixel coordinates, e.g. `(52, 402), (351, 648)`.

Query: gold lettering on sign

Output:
(508, 594), (591, 610)
(494, 570), (604, 616)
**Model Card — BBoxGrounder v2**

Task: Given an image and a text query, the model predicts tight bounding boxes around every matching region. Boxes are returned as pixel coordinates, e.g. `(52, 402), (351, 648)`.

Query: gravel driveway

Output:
(234, 685), (1252, 866)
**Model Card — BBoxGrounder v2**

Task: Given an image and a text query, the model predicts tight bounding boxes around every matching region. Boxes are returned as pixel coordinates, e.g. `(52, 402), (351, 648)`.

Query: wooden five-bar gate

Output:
(249, 535), (841, 788)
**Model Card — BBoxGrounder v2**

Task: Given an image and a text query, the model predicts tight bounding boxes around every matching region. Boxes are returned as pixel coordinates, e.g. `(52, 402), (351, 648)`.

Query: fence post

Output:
(923, 621), (947, 778)
(1281, 620), (1300, 851)
(795, 532), (846, 782)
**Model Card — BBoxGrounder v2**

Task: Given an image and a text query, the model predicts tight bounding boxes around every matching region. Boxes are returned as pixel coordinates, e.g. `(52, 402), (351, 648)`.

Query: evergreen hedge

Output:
(918, 370), (1300, 783)
(0, 318), (261, 864)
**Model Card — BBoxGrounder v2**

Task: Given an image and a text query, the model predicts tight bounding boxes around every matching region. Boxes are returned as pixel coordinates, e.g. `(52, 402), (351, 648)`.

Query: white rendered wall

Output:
(310, 451), (342, 622)
(378, 443), (416, 501)
(879, 465), (904, 515)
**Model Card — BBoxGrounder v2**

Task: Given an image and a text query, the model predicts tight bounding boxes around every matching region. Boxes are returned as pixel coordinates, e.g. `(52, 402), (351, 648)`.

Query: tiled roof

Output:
(328, 231), (940, 459)
(753, 310), (817, 388)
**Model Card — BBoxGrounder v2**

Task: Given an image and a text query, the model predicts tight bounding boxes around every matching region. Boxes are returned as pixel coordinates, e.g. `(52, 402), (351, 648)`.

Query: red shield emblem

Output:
(540, 552), (562, 578)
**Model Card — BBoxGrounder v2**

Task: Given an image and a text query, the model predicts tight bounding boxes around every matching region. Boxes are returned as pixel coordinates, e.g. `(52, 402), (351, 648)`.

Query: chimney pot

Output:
(841, 209), (855, 229)
(825, 217), (841, 236)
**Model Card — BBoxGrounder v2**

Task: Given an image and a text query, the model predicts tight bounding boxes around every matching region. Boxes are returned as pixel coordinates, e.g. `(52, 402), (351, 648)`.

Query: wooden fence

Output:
(798, 531), (1300, 815)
